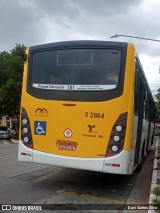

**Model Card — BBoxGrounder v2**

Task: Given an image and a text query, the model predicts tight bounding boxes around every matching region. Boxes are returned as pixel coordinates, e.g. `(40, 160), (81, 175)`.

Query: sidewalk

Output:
(148, 136), (160, 213)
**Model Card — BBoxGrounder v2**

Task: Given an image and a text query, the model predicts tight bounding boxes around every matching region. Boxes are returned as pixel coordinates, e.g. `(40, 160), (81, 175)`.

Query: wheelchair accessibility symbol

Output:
(34, 121), (46, 135)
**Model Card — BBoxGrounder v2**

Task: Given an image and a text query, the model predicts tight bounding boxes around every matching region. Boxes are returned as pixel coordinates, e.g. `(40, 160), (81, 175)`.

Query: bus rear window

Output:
(32, 49), (121, 91)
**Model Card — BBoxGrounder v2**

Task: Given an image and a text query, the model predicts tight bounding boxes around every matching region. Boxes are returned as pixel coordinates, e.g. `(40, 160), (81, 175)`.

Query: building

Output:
(0, 115), (19, 130)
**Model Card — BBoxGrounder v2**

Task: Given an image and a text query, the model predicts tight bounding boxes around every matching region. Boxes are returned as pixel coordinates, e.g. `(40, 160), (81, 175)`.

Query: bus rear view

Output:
(18, 40), (155, 175)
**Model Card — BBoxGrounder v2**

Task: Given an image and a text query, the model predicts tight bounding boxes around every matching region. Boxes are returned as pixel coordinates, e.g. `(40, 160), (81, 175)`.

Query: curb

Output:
(11, 139), (19, 144)
(148, 137), (159, 213)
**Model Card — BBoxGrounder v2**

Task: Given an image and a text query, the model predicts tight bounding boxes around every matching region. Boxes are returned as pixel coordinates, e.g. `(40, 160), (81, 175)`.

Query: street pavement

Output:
(0, 138), (157, 213)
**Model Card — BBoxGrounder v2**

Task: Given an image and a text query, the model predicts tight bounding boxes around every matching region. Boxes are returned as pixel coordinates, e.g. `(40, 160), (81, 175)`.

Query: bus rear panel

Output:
(18, 41), (155, 175)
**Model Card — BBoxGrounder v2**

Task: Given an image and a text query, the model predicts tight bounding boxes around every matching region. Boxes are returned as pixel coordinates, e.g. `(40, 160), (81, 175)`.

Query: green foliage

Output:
(153, 187), (160, 196)
(152, 199), (160, 213)
(0, 44), (27, 117)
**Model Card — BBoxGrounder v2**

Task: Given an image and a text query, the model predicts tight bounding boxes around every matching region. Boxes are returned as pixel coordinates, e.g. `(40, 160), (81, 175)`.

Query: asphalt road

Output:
(0, 139), (155, 213)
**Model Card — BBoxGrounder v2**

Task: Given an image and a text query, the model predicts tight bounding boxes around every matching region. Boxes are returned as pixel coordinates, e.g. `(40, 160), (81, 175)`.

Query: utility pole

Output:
(110, 34), (160, 42)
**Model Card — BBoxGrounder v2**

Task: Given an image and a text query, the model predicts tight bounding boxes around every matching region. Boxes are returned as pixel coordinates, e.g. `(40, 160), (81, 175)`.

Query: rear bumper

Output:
(18, 140), (132, 175)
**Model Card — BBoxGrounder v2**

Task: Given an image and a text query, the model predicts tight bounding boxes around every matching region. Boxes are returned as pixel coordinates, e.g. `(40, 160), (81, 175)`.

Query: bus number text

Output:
(67, 85), (74, 90)
(85, 112), (104, 119)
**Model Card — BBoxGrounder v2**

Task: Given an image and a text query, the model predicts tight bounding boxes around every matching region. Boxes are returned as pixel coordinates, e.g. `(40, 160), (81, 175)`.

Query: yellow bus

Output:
(18, 41), (156, 175)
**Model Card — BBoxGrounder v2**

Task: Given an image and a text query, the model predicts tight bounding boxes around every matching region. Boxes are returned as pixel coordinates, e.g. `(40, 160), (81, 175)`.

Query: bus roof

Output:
(30, 40), (129, 51)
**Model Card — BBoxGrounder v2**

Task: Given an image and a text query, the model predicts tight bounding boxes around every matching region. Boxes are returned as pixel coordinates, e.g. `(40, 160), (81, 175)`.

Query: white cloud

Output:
(0, 0), (159, 93)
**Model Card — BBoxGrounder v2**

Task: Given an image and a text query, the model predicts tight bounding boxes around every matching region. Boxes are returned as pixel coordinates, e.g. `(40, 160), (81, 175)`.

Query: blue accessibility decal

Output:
(34, 121), (46, 135)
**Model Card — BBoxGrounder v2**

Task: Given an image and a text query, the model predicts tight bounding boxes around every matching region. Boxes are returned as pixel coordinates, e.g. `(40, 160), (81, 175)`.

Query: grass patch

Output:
(153, 187), (160, 196)
(153, 199), (160, 205)
(152, 199), (160, 213)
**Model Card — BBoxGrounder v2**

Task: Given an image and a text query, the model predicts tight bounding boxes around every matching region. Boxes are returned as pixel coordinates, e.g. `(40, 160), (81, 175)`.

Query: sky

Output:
(0, 0), (160, 95)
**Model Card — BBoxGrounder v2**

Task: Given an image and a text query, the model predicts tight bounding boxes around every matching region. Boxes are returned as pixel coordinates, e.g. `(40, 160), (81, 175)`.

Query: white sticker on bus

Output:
(33, 84), (116, 91)
(64, 129), (72, 138)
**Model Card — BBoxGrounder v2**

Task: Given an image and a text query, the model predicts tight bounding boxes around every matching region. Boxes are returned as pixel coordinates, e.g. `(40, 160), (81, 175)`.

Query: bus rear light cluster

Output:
(21, 108), (33, 149)
(105, 112), (127, 157)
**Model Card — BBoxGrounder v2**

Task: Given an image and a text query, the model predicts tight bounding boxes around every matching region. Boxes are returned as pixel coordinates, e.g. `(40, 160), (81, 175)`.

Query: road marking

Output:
(0, 156), (8, 159)
(33, 168), (64, 183)
(56, 190), (124, 204)
(56, 190), (144, 205)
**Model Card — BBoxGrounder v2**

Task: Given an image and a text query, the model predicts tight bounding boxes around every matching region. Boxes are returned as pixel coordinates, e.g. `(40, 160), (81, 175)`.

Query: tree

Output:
(155, 88), (160, 121)
(0, 44), (27, 119)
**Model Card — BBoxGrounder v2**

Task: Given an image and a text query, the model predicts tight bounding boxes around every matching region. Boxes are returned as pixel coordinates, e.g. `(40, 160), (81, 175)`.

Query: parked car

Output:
(0, 126), (10, 139)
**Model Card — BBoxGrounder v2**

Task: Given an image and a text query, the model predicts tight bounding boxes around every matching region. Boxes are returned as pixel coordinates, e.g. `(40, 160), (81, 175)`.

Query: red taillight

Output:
(27, 144), (33, 149)
(105, 153), (114, 157)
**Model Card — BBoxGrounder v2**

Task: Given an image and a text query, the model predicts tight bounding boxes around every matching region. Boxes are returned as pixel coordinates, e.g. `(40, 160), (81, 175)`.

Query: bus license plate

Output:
(58, 142), (77, 151)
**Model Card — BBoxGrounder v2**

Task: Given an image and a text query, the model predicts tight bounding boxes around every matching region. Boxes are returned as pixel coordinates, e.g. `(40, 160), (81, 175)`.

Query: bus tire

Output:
(151, 134), (154, 146)
(135, 143), (145, 173)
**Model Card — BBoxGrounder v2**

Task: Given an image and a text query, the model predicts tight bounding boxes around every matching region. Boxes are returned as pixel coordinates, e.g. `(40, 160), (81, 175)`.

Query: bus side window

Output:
(144, 90), (147, 119)
(134, 61), (139, 116)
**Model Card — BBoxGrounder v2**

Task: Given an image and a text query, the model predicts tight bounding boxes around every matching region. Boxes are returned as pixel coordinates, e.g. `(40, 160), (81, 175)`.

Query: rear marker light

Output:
(112, 164), (120, 167)
(105, 163), (120, 167)
(63, 103), (76, 106)
(21, 152), (32, 157)
(21, 152), (26, 156)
